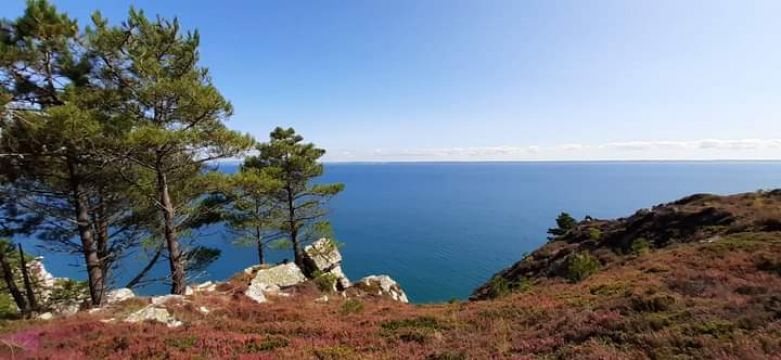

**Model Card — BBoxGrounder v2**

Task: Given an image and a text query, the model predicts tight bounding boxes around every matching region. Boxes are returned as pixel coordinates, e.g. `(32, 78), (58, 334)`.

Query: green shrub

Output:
(49, 279), (89, 303)
(547, 212), (578, 238)
(516, 277), (533, 292)
(340, 299), (364, 315)
(312, 270), (338, 292)
(0, 294), (19, 319)
(630, 238), (651, 256)
(587, 228), (602, 241)
(486, 276), (510, 299)
(565, 253), (600, 283)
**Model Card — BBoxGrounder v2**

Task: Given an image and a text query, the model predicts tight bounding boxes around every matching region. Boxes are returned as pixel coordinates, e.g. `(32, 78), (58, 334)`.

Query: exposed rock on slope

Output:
(244, 262), (307, 303)
(304, 238), (351, 290)
(350, 275), (409, 303)
(241, 239), (408, 303)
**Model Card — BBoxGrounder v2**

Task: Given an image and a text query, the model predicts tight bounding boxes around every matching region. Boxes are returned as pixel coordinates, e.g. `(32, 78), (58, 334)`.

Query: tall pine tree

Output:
(88, 10), (254, 294)
(246, 128), (343, 271)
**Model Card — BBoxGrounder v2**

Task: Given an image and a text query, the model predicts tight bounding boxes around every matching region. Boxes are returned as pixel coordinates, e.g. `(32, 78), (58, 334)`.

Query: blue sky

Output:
(4, 0), (781, 161)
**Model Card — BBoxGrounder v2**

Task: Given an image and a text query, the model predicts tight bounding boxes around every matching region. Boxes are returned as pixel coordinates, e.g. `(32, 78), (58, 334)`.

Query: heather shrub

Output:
(756, 257), (781, 276)
(565, 253), (600, 283)
(687, 320), (735, 338)
(313, 345), (356, 360)
(243, 336), (289, 352)
(381, 316), (441, 332)
(340, 299), (364, 315)
(589, 281), (630, 297)
(165, 335), (197, 349)
(630, 294), (676, 312)
(398, 328), (435, 343)
(427, 351), (466, 360)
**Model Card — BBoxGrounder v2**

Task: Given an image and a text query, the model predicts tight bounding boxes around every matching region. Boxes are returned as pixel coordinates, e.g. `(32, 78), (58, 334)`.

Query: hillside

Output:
(1, 191), (780, 359)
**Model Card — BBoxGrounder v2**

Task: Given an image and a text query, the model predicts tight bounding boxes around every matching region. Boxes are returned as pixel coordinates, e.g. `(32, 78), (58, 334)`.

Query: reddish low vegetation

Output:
(1, 191), (780, 359)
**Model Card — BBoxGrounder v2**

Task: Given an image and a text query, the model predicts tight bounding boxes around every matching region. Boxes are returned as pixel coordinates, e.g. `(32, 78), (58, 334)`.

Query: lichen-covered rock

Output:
(328, 265), (351, 289)
(50, 299), (81, 316)
(304, 238), (351, 290)
(106, 288), (135, 304)
(151, 294), (184, 306)
(28, 257), (56, 302)
(251, 263), (306, 287)
(305, 238), (342, 270)
(244, 263), (306, 303)
(353, 275), (409, 303)
(245, 281), (269, 303)
(124, 306), (182, 328)
(194, 281), (217, 292)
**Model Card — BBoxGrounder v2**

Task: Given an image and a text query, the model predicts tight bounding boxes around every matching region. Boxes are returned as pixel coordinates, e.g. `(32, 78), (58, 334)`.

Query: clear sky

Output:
(4, 0), (781, 161)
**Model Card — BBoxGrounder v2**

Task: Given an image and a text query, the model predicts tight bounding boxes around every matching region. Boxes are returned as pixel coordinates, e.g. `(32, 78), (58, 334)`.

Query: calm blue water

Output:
(28, 161), (781, 303)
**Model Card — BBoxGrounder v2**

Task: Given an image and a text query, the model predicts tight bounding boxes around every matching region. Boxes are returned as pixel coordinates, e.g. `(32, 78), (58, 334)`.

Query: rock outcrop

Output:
(106, 288), (135, 304)
(304, 238), (351, 291)
(151, 294), (185, 306)
(350, 275), (409, 303)
(244, 262), (307, 303)
(124, 306), (183, 328)
(28, 257), (56, 302)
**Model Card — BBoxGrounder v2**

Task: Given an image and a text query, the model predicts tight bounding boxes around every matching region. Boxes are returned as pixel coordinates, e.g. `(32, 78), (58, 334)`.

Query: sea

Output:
(29, 161), (781, 303)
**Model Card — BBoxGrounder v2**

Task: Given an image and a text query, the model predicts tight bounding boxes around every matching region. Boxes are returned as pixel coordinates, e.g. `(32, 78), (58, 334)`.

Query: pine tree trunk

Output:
(286, 186), (304, 269)
(94, 191), (110, 277)
(156, 169), (186, 294)
(67, 159), (105, 306)
(0, 247), (28, 316)
(255, 226), (264, 265)
(17, 244), (38, 312)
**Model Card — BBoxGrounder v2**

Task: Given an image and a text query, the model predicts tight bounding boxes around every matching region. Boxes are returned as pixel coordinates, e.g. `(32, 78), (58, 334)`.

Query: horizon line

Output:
(213, 158), (781, 165)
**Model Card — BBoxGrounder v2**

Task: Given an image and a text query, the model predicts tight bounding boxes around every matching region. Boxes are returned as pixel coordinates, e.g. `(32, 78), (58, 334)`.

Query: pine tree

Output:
(88, 10), (254, 294)
(246, 127), (344, 271)
(219, 167), (282, 265)
(0, 0), (109, 305)
(547, 212), (577, 239)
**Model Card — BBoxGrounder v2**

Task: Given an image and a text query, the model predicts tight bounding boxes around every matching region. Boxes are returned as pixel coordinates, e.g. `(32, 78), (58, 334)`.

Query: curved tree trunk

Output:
(17, 244), (38, 312)
(156, 169), (186, 295)
(0, 247), (28, 316)
(67, 159), (105, 306)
